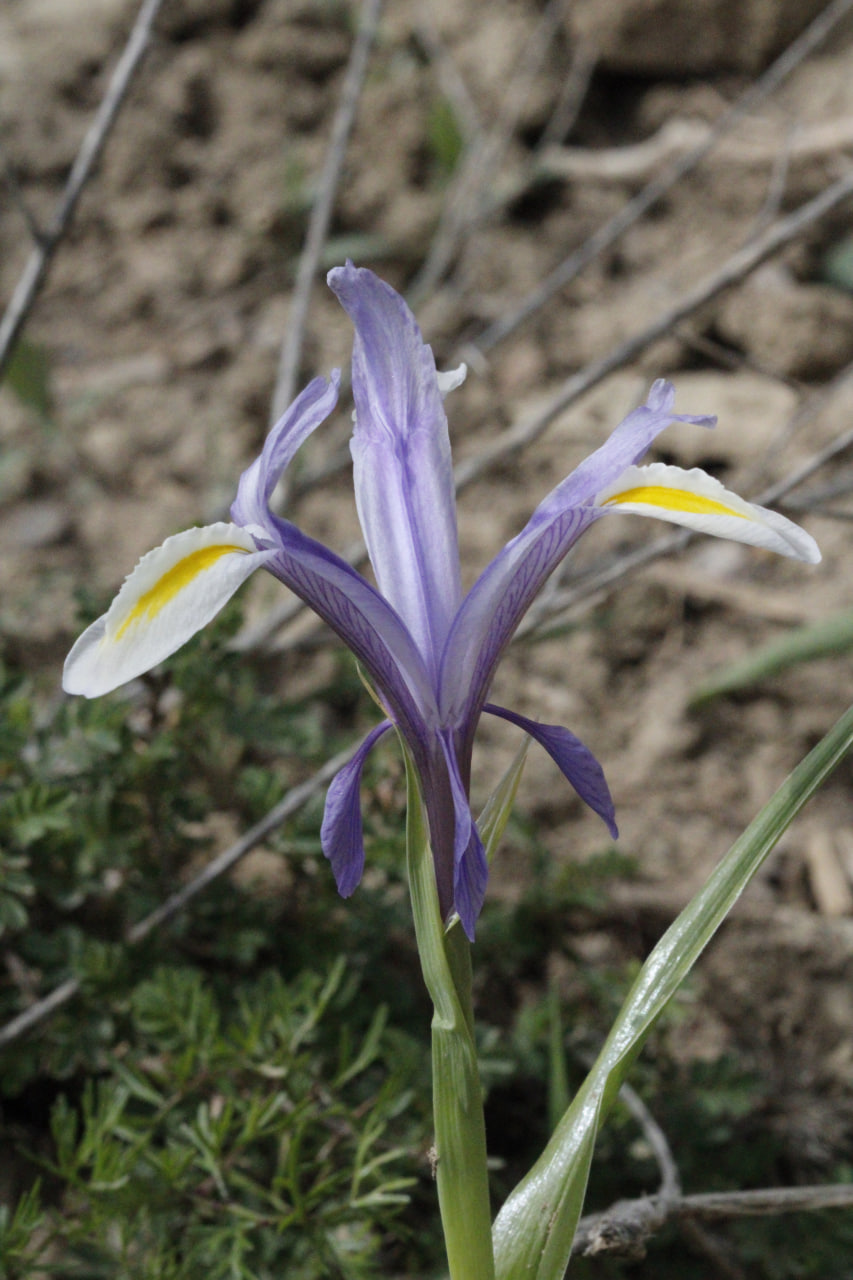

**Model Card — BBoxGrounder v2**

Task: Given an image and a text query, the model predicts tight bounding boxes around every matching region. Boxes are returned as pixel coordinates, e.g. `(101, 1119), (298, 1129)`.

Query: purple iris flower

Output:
(63, 263), (820, 939)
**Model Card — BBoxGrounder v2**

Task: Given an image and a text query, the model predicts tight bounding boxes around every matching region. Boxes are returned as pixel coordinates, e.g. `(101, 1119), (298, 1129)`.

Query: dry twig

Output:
(473, 0), (853, 356)
(268, 0), (382, 428)
(0, 0), (166, 382)
(572, 1182), (853, 1259)
(410, 0), (565, 303)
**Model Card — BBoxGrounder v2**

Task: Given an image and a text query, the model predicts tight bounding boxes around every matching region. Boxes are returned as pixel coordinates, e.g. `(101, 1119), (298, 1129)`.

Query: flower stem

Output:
(403, 751), (495, 1280)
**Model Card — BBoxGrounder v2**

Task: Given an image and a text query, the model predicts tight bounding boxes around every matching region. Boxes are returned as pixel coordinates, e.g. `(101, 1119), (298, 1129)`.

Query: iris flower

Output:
(63, 264), (820, 939)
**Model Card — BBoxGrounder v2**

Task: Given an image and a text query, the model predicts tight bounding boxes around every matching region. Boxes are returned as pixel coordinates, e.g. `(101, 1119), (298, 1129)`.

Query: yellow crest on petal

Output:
(601, 484), (750, 520)
(115, 543), (250, 639)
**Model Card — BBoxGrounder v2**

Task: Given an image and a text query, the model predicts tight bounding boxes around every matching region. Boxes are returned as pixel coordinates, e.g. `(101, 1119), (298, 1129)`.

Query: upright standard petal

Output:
(63, 524), (272, 697)
(596, 462), (821, 563)
(232, 371), (341, 531)
(321, 720), (393, 896)
(328, 263), (462, 674)
(484, 704), (617, 838)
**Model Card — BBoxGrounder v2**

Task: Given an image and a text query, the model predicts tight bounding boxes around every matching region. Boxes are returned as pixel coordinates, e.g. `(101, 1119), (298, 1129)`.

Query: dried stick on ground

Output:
(454, 165), (853, 490)
(410, 0), (565, 303)
(0, 0), (166, 382)
(0, 747), (354, 1051)
(268, 0), (382, 428)
(617, 1081), (681, 1206)
(471, 0), (853, 357)
(572, 1182), (853, 1259)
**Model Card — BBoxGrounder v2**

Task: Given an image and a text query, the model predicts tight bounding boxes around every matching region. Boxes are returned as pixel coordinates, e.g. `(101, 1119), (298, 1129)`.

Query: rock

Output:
(3, 500), (71, 550)
(650, 369), (797, 468)
(566, 0), (831, 76)
(716, 263), (853, 380)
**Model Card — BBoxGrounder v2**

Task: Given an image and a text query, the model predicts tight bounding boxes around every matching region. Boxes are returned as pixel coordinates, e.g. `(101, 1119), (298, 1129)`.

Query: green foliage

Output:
(692, 608), (853, 706)
(2, 963), (419, 1279)
(3, 337), (54, 423)
(426, 97), (465, 183)
(821, 232), (853, 293)
(0, 602), (436, 1277)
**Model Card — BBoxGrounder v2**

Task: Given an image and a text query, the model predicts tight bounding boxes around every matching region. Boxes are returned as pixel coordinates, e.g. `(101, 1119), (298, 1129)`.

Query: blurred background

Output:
(2, 0), (853, 1275)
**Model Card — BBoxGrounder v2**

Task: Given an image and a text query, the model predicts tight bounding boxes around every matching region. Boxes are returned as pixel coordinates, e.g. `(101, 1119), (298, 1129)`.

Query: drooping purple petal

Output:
(438, 382), (716, 730)
(438, 732), (488, 939)
(321, 720), (394, 896)
(328, 263), (462, 676)
(454, 824), (489, 943)
(232, 371), (341, 530)
(261, 513), (438, 751)
(484, 704), (617, 838)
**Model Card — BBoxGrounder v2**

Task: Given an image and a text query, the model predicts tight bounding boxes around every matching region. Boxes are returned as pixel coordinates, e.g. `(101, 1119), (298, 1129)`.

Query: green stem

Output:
(403, 750), (495, 1280)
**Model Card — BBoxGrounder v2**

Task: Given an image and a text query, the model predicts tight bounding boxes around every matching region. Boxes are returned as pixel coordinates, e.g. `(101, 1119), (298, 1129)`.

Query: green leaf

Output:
(691, 608), (853, 706)
(4, 337), (53, 423)
(822, 233), (853, 293)
(427, 97), (465, 181)
(478, 736), (529, 867)
(493, 701), (853, 1279)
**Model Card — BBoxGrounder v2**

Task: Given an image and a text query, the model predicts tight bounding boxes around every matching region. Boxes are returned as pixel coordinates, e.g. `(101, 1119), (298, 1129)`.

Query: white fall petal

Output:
(597, 462), (821, 564)
(62, 523), (272, 697)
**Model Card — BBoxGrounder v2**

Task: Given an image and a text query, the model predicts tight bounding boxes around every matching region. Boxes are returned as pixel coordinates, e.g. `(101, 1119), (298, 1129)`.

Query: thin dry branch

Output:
(617, 1081), (681, 1205)
(572, 1182), (853, 1259)
(414, 15), (483, 145)
(0, 0), (165, 382)
(540, 115), (853, 183)
(410, 0), (565, 303)
(0, 747), (354, 1051)
(455, 165), (853, 490)
(536, 35), (598, 152)
(473, 0), (853, 357)
(268, 0), (382, 428)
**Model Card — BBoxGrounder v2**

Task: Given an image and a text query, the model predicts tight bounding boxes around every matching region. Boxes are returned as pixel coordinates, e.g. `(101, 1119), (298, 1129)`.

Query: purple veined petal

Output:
(231, 371), (341, 529)
(453, 823), (489, 943)
(328, 263), (462, 677)
(437, 732), (488, 940)
(484, 704), (617, 838)
(438, 503), (601, 733)
(321, 720), (394, 896)
(438, 381), (716, 728)
(261, 512), (439, 750)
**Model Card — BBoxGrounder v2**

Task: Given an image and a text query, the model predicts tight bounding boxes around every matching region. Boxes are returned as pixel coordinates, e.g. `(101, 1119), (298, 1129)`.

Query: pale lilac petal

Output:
(231, 372), (340, 529)
(438, 733), (487, 939)
(439, 381), (716, 726)
(321, 720), (393, 896)
(262, 514), (438, 749)
(484, 704), (617, 838)
(328, 263), (461, 675)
